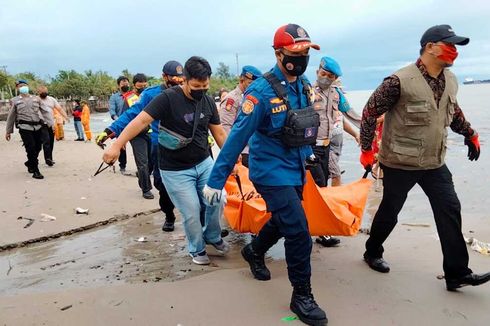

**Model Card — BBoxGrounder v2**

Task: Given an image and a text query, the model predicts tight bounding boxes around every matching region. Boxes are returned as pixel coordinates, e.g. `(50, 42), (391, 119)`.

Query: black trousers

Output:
(119, 148), (127, 169)
(252, 184), (311, 286)
(130, 134), (152, 193)
(42, 126), (55, 162)
(365, 164), (472, 279)
(19, 128), (48, 172)
(309, 145), (330, 187)
(150, 143), (175, 220)
(241, 153), (249, 168)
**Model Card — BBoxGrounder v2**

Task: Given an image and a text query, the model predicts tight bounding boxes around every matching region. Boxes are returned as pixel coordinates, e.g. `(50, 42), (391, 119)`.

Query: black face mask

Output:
(135, 87), (146, 95)
(40, 92), (48, 99)
(280, 52), (310, 76)
(121, 85), (130, 93)
(190, 88), (207, 101)
(166, 81), (179, 87)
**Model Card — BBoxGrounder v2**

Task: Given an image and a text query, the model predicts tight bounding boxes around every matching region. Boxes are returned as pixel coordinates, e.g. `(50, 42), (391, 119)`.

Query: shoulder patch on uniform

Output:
(225, 98), (235, 111)
(245, 94), (259, 105)
(241, 99), (255, 115)
(270, 97), (282, 104)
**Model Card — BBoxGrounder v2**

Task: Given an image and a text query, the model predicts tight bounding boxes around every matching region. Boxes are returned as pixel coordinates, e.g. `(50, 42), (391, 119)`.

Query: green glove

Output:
(96, 128), (115, 149)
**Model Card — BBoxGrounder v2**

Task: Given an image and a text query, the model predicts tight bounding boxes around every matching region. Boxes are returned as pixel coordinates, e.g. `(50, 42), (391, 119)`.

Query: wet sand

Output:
(1, 104), (490, 325)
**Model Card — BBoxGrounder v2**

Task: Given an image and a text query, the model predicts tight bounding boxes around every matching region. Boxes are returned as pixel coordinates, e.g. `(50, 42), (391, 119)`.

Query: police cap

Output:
(241, 65), (262, 80)
(319, 57), (342, 77)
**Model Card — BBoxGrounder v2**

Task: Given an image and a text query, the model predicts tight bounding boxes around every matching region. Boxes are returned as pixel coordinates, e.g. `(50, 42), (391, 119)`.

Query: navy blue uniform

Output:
(207, 64), (314, 286)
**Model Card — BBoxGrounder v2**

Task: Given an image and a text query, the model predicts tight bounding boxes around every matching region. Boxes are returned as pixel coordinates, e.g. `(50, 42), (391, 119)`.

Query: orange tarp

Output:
(224, 164), (373, 236)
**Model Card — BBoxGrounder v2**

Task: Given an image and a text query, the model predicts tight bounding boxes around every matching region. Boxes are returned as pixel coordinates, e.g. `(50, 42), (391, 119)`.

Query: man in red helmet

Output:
(203, 24), (328, 325)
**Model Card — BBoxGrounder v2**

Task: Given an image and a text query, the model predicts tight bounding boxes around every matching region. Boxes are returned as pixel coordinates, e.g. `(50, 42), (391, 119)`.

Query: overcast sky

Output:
(1, 0), (490, 90)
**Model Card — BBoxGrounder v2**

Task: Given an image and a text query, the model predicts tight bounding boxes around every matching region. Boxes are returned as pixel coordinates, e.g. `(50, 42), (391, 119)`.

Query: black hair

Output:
(117, 76), (129, 85)
(183, 56), (212, 81)
(133, 73), (147, 84)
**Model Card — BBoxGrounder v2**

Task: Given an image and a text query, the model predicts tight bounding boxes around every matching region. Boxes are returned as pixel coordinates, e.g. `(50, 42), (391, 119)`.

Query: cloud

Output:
(1, 0), (490, 90)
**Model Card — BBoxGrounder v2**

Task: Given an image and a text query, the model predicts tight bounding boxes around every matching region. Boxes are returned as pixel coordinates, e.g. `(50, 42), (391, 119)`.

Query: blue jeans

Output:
(160, 156), (223, 255)
(74, 120), (84, 140)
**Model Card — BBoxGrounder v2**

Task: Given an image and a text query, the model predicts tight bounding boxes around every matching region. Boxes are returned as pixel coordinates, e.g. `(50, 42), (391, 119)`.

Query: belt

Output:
(17, 120), (43, 126)
(316, 139), (330, 146)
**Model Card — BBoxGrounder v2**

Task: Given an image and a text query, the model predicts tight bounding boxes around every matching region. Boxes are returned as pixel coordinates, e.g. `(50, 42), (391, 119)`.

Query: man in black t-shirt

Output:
(103, 56), (230, 265)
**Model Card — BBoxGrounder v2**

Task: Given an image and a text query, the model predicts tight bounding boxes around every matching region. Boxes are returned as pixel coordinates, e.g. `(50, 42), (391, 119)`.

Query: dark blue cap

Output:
(162, 60), (184, 76)
(241, 65), (262, 80)
(15, 79), (28, 86)
(420, 24), (469, 47)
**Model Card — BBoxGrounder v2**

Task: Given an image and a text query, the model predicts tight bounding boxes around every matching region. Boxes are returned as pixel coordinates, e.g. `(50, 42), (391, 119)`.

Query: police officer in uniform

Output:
(219, 65), (262, 167)
(311, 57), (360, 247)
(359, 25), (490, 291)
(5, 80), (48, 179)
(204, 24), (328, 325)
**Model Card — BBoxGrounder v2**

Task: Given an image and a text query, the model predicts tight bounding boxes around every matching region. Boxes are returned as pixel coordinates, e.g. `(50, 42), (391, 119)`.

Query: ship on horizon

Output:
(463, 77), (490, 85)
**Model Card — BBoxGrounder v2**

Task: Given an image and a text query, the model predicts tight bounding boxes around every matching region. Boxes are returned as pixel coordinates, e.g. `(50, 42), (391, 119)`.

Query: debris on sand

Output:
(17, 216), (35, 228)
(40, 213), (57, 222)
(60, 304), (73, 311)
(75, 207), (89, 215)
(465, 237), (490, 256)
(401, 223), (430, 228)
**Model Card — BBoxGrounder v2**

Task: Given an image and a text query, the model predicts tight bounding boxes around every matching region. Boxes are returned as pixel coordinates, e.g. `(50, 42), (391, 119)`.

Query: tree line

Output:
(0, 62), (238, 101)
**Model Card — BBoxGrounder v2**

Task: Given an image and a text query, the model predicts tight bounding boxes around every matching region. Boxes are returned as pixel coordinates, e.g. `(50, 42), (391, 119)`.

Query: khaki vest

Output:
(313, 85), (340, 140)
(379, 64), (458, 170)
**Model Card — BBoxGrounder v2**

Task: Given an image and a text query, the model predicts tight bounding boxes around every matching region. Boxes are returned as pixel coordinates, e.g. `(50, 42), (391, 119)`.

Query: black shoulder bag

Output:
(263, 72), (320, 147)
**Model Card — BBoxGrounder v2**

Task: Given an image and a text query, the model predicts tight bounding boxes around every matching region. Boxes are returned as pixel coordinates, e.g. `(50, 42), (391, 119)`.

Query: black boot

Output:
(241, 243), (271, 281)
(162, 212), (175, 232)
(24, 161), (34, 173)
(290, 283), (328, 326)
(32, 171), (44, 179)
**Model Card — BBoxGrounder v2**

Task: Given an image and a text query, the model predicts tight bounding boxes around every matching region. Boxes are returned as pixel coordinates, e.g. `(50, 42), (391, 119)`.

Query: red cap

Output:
(273, 24), (320, 52)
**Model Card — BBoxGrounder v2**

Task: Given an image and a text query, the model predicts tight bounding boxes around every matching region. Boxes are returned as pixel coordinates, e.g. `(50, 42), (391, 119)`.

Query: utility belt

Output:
(16, 119), (44, 127)
(315, 139), (330, 147)
(264, 72), (319, 147)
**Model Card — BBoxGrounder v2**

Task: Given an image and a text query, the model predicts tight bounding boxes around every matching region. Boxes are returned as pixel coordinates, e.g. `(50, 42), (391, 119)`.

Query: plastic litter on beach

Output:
(40, 213), (57, 222)
(465, 237), (490, 256)
(80, 197), (87, 200)
(75, 207), (89, 215)
(136, 237), (148, 242)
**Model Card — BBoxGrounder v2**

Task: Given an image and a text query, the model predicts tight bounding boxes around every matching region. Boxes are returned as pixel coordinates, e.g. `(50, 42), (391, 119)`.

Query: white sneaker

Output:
(190, 251), (211, 265)
(210, 239), (230, 255)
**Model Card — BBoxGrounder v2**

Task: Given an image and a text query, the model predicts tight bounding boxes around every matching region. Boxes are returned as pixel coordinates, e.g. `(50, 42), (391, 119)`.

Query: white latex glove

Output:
(203, 185), (222, 206)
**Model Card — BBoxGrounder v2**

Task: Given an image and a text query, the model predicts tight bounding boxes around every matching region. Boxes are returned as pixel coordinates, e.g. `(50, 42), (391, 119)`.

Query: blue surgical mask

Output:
(19, 86), (29, 94)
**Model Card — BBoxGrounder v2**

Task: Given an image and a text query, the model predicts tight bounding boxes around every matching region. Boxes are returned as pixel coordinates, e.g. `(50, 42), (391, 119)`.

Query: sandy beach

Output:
(1, 101), (490, 325)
